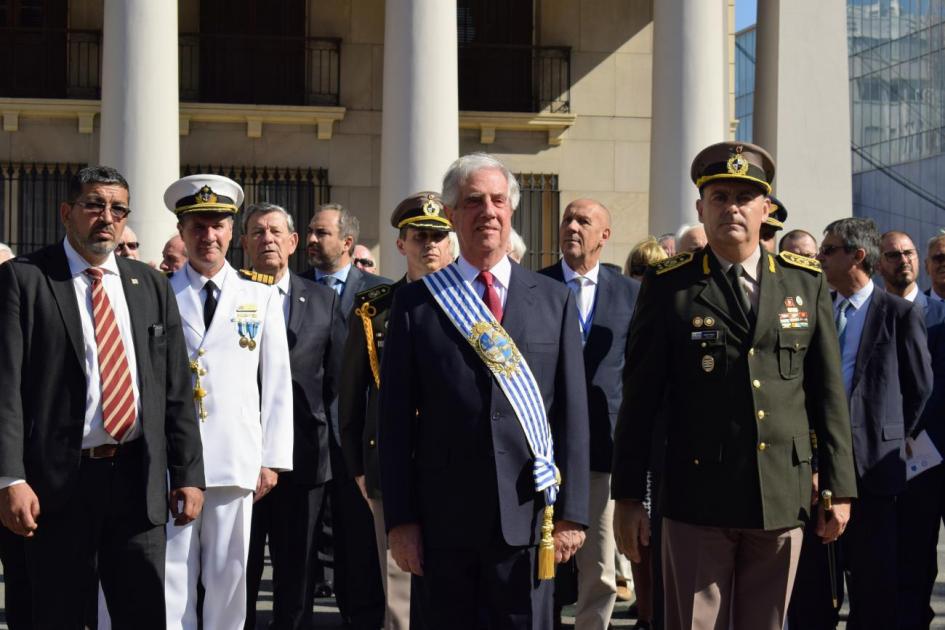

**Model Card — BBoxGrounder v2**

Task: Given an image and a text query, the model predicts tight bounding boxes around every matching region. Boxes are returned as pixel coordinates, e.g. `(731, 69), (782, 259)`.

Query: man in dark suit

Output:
(878, 229), (945, 629)
(241, 202), (346, 629)
(613, 142), (858, 630)
(539, 199), (640, 630)
(305, 203), (389, 628)
(340, 191), (455, 629)
(0, 166), (205, 628)
(811, 218), (932, 628)
(378, 153), (590, 629)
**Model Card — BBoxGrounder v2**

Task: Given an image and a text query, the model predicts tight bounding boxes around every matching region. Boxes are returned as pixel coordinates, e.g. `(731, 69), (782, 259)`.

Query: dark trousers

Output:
(245, 480), (327, 630)
(897, 465), (945, 630)
(24, 441), (166, 630)
(844, 491), (899, 630)
(785, 513), (843, 630)
(0, 525), (32, 629)
(325, 437), (384, 629)
(419, 540), (552, 630)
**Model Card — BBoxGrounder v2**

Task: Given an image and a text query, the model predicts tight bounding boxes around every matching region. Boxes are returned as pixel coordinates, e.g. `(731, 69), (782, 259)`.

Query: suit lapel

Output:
(116, 258), (151, 385)
(751, 252), (780, 348)
(171, 267), (204, 337)
(502, 264), (536, 344)
(287, 273), (307, 338)
(695, 250), (751, 337)
(45, 244), (85, 368)
(852, 287), (885, 393)
(340, 266), (363, 318)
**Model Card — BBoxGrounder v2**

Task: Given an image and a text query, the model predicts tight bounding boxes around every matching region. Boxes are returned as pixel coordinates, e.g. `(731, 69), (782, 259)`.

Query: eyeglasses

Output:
(930, 253), (945, 264)
(117, 241), (140, 251)
(74, 199), (131, 220)
(882, 249), (915, 260)
(354, 257), (375, 268)
(818, 244), (850, 257)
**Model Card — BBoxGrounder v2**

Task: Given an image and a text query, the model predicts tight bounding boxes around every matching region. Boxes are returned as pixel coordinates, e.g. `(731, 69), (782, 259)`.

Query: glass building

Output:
(736, 0), (945, 286)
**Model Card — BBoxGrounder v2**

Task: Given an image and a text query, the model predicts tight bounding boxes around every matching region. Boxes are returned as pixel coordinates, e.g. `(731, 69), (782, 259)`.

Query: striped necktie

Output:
(85, 268), (136, 442)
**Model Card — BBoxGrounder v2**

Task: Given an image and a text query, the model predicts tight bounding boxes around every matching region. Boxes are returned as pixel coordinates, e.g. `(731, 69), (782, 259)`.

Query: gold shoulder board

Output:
(355, 284), (392, 305)
(239, 268), (275, 285)
(778, 251), (822, 274)
(654, 251), (695, 275)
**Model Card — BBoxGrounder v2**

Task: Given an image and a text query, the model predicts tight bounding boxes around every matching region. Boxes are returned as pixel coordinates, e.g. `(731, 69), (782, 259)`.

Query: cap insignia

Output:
(197, 185), (217, 204)
(726, 150), (749, 176)
(422, 196), (440, 216)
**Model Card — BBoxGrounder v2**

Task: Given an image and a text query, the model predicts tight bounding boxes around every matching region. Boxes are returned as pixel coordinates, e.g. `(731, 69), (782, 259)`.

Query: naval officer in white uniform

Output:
(163, 174), (293, 629)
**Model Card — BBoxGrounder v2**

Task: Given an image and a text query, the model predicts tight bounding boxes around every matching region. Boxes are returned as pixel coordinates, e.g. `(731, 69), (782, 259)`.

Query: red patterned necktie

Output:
(85, 268), (136, 442)
(477, 271), (503, 322)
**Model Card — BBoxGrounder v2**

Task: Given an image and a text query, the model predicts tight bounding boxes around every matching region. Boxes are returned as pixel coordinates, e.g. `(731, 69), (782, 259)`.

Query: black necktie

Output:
(728, 264), (753, 324)
(203, 280), (218, 329)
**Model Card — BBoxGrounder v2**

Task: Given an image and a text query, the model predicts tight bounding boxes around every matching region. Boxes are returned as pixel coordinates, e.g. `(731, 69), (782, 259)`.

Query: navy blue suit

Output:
(379, 262), (590, 629)
(794, 287), (931, 629)
(897, 290), (945, 629)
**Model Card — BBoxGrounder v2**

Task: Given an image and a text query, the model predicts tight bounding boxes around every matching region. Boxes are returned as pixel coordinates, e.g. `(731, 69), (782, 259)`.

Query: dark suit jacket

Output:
(913, 290), (945, 452)
(284, 272), (346, 486)
(613, 248), (857, 530)
(378, 262), (590, 548)
(847, 287), (932, 495)
(309, 264), (391, 326)
(538, 262), (640, 473)
(340, 277), (405, 498)
(0, 244), (205, 525)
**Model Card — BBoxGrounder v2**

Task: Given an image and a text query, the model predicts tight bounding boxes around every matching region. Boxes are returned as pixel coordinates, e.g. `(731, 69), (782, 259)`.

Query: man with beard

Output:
(0, 166), (205, 627)
(340, 192), (454, 629)
(879, 231), (945, 628)
(305, 203), (389, 628)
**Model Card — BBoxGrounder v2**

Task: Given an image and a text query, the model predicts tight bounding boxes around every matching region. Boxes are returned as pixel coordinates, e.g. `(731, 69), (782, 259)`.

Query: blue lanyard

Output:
(576, 289), (597, 343)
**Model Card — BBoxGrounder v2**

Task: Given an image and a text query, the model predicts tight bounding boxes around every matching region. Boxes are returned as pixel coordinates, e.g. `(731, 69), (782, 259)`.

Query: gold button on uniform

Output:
(757, 410), (765, 420)
(752, 379), (761, 389)
(693, 458), (700, 465)
(749, 347), (755, 356)
(369, 439), (376, 447)
(758, 442), (767, 451)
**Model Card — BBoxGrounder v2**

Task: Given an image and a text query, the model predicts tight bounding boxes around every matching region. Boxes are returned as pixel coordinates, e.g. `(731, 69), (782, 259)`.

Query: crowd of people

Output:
(0, 141), (942, 630)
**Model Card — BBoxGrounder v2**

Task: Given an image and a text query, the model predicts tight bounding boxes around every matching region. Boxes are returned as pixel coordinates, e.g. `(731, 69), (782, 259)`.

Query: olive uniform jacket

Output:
(339, 277), (406, 498)
(612, 247), (857, 530)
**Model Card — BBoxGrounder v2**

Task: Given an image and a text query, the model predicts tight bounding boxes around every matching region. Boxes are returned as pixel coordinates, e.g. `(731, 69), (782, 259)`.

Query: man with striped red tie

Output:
(0, 166), (205, 628)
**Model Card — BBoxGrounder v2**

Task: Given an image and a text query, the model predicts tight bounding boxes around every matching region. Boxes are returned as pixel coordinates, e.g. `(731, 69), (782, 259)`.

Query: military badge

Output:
(692, 316), (704, 328)
(197, 185), (218, 204)
(704, 317), (715, 327)
(233, 304), (260, 350)
(701, 355), (715, 372)
(796, 295), (804, 306)
(726, 149), (750, 176)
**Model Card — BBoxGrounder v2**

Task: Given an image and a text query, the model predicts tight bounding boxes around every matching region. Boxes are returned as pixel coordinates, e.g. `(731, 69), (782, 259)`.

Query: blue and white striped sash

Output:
(423, 264), (559, 505)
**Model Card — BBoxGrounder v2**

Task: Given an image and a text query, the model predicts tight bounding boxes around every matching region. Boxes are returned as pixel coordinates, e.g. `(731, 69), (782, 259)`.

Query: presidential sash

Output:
(423, 264), (559, 578)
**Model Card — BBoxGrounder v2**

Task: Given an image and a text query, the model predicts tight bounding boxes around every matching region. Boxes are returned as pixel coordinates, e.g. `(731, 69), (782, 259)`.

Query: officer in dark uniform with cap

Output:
(339, 191), (454, 630)
(760, 195), (787, 253)
(612, 141), (857, 630)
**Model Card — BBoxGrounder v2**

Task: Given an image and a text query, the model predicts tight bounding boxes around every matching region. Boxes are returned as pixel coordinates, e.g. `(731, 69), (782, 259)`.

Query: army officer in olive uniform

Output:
(339, 192), (454, 630)
(612, 141), (857, 630)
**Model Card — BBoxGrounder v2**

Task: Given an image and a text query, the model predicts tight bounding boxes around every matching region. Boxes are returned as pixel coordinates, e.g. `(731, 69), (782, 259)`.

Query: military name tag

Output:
(691, 330), (721, 341)
(701, 355), (715, 372)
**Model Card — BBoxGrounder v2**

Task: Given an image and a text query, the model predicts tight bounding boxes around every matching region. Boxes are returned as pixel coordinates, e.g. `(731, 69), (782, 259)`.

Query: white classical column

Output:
(99, 0), (180, 264)
(648, 0), (728, 238)
(754, 0), (853, 236)
(379, 0), (459, 278)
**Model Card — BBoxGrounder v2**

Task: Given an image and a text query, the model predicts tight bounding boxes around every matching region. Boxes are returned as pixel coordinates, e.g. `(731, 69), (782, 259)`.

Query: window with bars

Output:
(513, 172), (560, 270)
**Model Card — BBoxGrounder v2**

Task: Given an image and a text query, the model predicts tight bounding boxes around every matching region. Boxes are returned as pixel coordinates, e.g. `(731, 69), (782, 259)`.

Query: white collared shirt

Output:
(714, 247), (763, 312)
(904, 285), (919, 303)
(560, 259), (600, 321)
(66, 238), (143, 448)
(275, 271), (291, 324)
(185, 261), (230, 325)
(455, 255), (512, 309)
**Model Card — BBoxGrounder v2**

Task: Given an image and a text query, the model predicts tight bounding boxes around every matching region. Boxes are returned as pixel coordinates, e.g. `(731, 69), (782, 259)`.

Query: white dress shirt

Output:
(561, 258), (600, 340)
(275, 271), (291, 324)
(455, 254), (512, 310)
(713, 247), (763, 313)
(185, 261), (227, 318)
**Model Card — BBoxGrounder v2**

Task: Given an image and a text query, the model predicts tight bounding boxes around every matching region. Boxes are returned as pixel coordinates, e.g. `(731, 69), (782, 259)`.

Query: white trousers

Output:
(573, 471), (618, 630)
(165, 486), (254, 630)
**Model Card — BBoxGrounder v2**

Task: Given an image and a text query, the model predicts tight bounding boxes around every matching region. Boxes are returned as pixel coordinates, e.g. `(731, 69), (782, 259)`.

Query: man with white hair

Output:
(116, 225), (140, 260)
(676, 223), (707, 253)
(379, 153), (590, 628)
(0, 243), (14, 264)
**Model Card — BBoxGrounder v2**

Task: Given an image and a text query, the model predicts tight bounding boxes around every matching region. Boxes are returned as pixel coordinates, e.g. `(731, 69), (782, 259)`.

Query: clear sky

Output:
(736, 0), (757, 30)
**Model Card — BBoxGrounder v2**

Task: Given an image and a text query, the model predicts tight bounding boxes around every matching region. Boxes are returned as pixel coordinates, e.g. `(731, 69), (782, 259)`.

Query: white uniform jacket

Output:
(170, 262), (293, 490)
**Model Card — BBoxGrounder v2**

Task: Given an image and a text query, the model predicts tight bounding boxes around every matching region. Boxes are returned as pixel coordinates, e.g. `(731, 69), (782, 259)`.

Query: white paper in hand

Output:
(906, 430), (943, 480)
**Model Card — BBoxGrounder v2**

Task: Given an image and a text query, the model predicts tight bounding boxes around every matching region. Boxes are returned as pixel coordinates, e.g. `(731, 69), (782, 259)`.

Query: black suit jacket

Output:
(847, 287), (932, 495)
(538, 262), (640, 472)
(378, 262), (590, 548)
(284, 272), (346, 486)
(0, 244), (205, 525)
(913, 291), (945, 452)
(309, 265), (391, 326)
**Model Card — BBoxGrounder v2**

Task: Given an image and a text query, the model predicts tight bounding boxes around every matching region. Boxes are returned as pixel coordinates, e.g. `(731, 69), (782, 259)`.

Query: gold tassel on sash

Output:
(537, 505), (555, 580)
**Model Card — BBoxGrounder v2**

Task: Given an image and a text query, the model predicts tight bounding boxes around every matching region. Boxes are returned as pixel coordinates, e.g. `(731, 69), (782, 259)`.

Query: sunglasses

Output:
(74, 199), (131, 221)
(818, 244), (851, 257)
(930, 253), (945, 264)
(117, 241), (140, 251)
(354, 257), (375, 268)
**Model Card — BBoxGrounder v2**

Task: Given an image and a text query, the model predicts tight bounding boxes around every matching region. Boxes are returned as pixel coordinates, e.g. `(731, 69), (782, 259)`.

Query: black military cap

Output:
(390, 191), (453, 232)
(690, 141), (776, 195)
(765, 195), (787, 230)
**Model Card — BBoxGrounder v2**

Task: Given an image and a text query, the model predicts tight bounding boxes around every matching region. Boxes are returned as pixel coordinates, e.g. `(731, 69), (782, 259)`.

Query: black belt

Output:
(81, 439), (141, 460)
